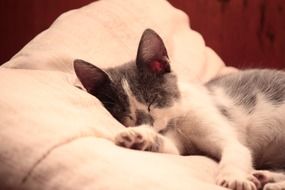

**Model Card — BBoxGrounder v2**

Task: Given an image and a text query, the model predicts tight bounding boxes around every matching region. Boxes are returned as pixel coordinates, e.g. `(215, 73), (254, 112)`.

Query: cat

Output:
(74, 29), (285, 190)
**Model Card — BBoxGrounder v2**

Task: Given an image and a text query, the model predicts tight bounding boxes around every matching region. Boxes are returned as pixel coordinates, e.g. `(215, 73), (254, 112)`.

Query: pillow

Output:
(2, 0), (231, 82)
(0, 0), (231, 189)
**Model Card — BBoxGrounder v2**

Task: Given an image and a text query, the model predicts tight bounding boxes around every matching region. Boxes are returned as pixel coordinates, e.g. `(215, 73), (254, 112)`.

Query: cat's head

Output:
(74, 29), (180, 128)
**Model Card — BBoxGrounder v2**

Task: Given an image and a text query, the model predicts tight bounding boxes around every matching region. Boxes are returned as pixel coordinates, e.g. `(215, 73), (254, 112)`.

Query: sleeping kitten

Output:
(74, 29), (285, 190)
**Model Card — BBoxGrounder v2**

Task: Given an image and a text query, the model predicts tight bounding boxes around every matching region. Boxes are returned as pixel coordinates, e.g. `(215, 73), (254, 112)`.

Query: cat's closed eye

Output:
(147, 96), (158, 112)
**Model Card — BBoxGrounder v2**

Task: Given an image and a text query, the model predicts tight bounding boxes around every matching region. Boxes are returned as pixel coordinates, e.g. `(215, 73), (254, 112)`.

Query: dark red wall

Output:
(168, 0), (285, 69)
(1, 0), (285, 69)
(0, 0), (94, 64)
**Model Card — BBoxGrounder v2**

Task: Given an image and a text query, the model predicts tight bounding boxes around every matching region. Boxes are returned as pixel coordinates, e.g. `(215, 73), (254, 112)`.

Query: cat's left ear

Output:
(136, 29), (170, 75)
(73, 59), (111, 93)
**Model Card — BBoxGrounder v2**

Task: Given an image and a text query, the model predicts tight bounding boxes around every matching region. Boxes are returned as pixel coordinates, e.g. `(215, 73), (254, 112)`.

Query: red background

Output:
(0, 0), (284, 69)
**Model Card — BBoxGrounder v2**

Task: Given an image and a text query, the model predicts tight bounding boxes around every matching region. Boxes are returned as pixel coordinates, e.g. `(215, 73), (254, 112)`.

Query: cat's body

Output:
(206, 69), (285, 169)
(74, 29), (285, 190)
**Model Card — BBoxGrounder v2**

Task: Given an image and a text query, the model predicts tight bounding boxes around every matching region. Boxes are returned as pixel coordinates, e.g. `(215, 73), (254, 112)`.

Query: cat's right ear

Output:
(136, 29), (170, 75)
(73, 59), (110, 93)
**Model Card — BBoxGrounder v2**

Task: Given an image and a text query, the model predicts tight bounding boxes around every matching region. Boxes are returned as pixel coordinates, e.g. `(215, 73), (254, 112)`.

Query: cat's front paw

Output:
(115, 128), (160, 152)
(253, 170), (285, 190)
(263, 182), (285, 190)
(216, 171), (260, 190)
(252, 170), (274, 187)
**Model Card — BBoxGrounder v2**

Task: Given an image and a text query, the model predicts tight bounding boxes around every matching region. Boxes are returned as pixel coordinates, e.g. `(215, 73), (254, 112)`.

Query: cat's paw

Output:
(115, 128), (160, 152)
(216, 171), (260, 190)
(253, 170), (285, 190)
(263, 182), (285, 190)
(252, 170), (274, 186)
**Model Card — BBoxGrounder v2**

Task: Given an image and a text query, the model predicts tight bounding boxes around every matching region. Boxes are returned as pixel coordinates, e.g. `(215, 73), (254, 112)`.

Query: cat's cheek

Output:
(149, 112), (165, 131)
(152, 117), (169, 131)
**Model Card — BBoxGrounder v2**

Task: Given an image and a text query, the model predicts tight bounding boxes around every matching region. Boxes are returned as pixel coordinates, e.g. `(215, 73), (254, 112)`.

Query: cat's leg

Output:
(263, 181), (285, 190)
(114, 125), (180, 154)
(252, 170), (285, 190)
(179, 109), (260, 190)
(214, 142), (260, 190)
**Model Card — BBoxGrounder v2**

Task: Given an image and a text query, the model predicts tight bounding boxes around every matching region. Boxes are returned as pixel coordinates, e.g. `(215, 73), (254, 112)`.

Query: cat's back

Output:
(206, 69), (285, 106)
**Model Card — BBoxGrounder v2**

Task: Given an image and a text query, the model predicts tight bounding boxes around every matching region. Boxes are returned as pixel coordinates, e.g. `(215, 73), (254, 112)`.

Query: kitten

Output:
(74, 29), (285, 190)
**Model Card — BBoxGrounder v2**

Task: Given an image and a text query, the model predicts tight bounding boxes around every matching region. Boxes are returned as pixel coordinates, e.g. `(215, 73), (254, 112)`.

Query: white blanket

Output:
(0, 0), (235, 189)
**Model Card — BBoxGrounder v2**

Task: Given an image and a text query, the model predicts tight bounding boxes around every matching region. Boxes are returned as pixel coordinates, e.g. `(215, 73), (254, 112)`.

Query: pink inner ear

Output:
(150, 60), (164, 73)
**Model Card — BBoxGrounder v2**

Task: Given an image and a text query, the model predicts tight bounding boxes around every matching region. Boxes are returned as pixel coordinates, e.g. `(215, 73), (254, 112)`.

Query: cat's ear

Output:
(136, 29), (170, 75)
(73, 59), (110, 93)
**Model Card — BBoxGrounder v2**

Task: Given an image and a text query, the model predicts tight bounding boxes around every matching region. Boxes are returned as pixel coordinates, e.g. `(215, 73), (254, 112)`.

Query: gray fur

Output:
(98, 60), (179, 126)
(207, 69), (285, 111)
(106, 62), (179, 109)
(135, 110), (154, 126)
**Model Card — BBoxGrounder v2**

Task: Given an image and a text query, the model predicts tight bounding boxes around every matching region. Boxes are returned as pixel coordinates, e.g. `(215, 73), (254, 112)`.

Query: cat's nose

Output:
(135, 110), (154, 126)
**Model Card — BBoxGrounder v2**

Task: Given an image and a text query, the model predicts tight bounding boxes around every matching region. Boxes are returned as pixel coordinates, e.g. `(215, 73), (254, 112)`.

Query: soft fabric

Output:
(0, 0), (233, 189)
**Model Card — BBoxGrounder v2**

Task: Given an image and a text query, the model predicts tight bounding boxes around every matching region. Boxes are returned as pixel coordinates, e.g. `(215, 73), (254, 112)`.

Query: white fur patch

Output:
(121, 78), (148, 126)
